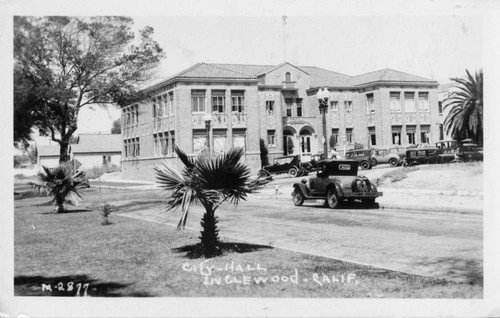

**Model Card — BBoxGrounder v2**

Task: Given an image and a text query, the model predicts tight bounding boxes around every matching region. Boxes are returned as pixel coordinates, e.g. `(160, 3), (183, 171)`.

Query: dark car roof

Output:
(318, 160), (359, 176)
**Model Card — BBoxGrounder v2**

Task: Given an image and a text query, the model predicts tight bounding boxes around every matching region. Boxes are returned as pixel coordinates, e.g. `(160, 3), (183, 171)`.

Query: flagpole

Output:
(282, 16), (287, 62)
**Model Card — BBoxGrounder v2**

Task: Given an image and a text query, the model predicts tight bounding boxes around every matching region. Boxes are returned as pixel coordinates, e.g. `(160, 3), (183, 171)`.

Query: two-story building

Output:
(121, 62), (439, 180)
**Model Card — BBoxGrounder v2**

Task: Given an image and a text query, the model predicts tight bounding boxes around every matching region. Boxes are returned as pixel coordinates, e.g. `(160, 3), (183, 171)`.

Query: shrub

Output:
(100, 203), (112, 225)
(378, 166), (420, 184)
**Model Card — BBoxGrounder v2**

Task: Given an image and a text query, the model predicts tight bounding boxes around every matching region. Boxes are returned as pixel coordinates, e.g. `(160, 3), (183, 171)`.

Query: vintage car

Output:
(344, 149), (373, 170)
(455, 143), (483, 162)
(403, 148), (442, 166)
(370, 148), (403, 167)
(301, 153), (327, 172)
(258, 155), (309, 178)
(292, 160), (383, 209)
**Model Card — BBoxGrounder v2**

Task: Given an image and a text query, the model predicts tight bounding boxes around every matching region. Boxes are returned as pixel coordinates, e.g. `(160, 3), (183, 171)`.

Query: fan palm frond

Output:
(443, 69), (483, 144)
(37, 165), (86, 211)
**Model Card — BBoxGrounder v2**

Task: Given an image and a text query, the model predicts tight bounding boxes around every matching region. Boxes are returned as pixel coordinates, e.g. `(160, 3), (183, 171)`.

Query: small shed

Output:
(37, 145), (63, 168)
(70, 134), (122, 169)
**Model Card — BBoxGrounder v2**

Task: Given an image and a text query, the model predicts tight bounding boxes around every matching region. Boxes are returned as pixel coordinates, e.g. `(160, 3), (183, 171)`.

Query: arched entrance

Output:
(299, 126), (314, 154)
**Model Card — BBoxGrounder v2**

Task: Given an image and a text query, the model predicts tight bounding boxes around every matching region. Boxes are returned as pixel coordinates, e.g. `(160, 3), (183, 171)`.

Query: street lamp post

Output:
(204, 113), (212, 158)
(316, 87), (330, 158)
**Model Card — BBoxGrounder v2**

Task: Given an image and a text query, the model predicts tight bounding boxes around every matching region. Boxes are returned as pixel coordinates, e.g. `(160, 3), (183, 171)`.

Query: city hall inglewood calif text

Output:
(120, 62), (439, 180)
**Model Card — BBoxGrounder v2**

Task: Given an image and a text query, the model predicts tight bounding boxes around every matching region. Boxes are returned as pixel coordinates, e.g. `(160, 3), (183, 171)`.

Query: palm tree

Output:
(443, 69), (483, 145)
(37, 165), (88, 213)
(155, 146), (266, 258)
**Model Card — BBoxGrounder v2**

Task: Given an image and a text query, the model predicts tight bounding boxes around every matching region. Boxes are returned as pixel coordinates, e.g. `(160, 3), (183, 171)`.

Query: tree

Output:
(111, 118), (121, 134)
(155, 146), (265, 258)
(443, 69), (483, 145)
(14, 16), (165, 163)
(37, 166), (89, 213)
(259, 138), (269, 167)
(329, 135), (337, 150)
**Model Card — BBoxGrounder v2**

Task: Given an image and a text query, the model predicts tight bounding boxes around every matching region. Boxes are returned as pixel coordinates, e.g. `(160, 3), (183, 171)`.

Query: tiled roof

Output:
(71, 134), (121, 153)
(176, 63), (263, 79)
(147, 63), (436, 91)
(347, 69), (436, 86)
(300, 66), (352, 87)
(37, 145), (61, 157)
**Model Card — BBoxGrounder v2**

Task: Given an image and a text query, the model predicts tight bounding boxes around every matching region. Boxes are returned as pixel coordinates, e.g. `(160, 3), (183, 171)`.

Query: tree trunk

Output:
(58, 140), (70, 164)
(54, 201), (65, 213)
(199, 204), (221, 258)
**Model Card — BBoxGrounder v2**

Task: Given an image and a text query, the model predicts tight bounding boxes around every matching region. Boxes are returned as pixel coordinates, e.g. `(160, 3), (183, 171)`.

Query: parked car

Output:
(291, 159), (383, 209)
(370, 148), (402, 167)
(258, 155), (309, 178)
(403, 148), (442, 166)
(301, 153), (326, 172)
(344, 149), (373, 170)
(435, 140), (460, 163)
(455, 143), (483, 162)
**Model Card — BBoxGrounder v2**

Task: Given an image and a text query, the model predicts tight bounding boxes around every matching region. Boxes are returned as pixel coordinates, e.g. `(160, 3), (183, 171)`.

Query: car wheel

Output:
(292, 188), (304, 206)
(360, 161), (370, 170)
(389, 158), (398, 167)
(257, 170), (268, 178)
(325, 187), (339, 209)
(371, 158), (378, 166)
(288, 167), (298, 178)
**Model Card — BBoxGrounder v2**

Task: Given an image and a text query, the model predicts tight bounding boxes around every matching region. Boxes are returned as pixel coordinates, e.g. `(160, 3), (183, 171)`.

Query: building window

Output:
(124, 105), (138, 126)
(193, 130), (207, 154)
(438, 101), (443, 115)
(404, 92), (416, 113)
(331, 129), (339, 147)
(124, 138), (139, 158)
(390, 92), (402, 112)
(161, 133), (168, 155)
(366, 93), (374, 114)
(420, 125), (430, 144)
(418, 92), (429, 112)
(286, 102), (292, 117)
(267, 130), (276, 146)
(296, 101), (303, 117)
(231, 91), (245, 113)
(158, 96), (164, 117)
(152, 98), (157, 118)
(212, 90), (225, 113)
(213, 129), (227, 154)
(232, 129), (246, 150)
(168, 92), (174, 115)
(406, 126), (416, 145)
(285, 72), (291, 82)
(153, 134), (160, 156)
(346, 128), (353, 144)
(331, 101), (338, 112)
(191, 90), (206, 113)
(392, 127), (402, 145)
(170, 131), (175, 153)
(439, 124), (444, 140)
(266, 100), (274, 114)
(369, 129), (376, 146)
(344, 101), (352, 112)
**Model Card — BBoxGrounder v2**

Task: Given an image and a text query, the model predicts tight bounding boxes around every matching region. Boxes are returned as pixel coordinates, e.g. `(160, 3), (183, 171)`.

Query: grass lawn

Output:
(14, 195), (482, 298)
